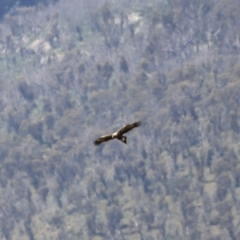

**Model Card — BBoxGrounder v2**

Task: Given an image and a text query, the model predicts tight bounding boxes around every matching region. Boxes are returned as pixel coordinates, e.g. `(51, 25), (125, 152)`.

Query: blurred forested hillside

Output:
(0, 0), (240, 239)
(0, 0), (58, 20)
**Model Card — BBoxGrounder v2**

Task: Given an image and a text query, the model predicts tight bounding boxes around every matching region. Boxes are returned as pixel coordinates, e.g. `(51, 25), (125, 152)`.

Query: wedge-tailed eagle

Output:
(94, 121), (142, 145)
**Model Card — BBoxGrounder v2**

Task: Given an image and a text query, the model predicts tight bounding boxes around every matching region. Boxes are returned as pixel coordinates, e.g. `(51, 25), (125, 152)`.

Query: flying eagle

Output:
(94, 121), (142, 145)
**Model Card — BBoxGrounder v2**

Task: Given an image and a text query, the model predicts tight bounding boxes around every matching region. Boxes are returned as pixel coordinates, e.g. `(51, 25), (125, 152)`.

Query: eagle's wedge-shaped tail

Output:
(120, 136), (127, 144)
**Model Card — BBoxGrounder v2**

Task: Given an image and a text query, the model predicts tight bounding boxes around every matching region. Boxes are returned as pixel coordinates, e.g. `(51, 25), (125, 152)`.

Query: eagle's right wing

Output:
(118, 121), (142, 135)
(94, 134), (113, 145)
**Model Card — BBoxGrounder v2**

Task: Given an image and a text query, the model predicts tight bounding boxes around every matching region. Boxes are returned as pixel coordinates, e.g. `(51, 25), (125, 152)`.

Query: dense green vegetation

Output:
(0, 0), (240, 239)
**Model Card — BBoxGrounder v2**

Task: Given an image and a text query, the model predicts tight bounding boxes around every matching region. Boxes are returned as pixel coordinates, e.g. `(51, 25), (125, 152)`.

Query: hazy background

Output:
(0, 0), (240, 239)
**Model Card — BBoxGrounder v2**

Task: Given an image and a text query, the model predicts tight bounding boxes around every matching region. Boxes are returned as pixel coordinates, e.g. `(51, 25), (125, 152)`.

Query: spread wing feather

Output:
(94, 134), (113, 145)
(118, 121), (142, 135)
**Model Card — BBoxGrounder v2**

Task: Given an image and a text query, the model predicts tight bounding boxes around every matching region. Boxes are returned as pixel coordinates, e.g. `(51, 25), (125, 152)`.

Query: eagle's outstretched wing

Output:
(118, 121), (142, 135)
(94, 134), (113, 145)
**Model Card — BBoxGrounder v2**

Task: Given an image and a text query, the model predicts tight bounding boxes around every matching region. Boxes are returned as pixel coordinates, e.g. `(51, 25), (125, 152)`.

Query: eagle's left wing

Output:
(118, 121), (142, 135)
(94, 134), (113, 145)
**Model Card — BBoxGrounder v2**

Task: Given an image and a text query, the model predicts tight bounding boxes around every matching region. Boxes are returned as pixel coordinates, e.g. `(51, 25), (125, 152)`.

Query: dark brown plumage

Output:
(94, 121), (142, 145)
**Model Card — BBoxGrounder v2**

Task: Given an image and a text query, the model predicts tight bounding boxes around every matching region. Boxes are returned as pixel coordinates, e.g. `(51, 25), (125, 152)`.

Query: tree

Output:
(106, 205), (123, 235)
(18, 81), (35, 101)
(216, 172), (232, 201)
